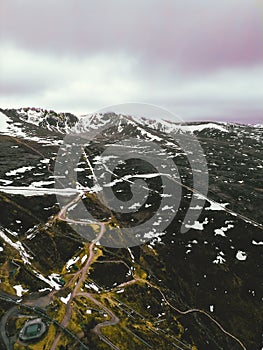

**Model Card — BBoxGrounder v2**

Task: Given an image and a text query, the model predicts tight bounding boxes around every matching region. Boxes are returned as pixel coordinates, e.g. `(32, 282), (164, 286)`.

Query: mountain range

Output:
(0, 107), (262, 350)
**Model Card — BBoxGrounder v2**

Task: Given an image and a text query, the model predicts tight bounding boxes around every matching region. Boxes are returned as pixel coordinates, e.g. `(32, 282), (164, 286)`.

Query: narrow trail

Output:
(111, 277), (247, 350)
(94, 257), (247, 350)
(154, 283), (247, 350)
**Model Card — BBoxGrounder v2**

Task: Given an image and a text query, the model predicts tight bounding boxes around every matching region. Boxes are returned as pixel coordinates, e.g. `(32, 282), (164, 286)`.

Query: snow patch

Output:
(81, 254), (87, 264)
(0, 229), (32, 264)
(205, 201), (229, 211)
(252, 240), (263, 246)
(6, 166), (34, 177)
(13, 285), (29, 297)
(214, 223), (234, 237)
(66, 256), (80, 270)
(180, 123), (228, 133)
(85, 282), (99, 292)
(213, 251), (226, 264)
(236, 250), (247, 261)
(61, 293), (71, 304)
(185, 218), (209, 231)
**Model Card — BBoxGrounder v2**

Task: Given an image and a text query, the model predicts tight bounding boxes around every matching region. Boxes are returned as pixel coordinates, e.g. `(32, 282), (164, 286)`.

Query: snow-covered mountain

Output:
(1, 107), (262, 144)
(0, 107), (78, 144)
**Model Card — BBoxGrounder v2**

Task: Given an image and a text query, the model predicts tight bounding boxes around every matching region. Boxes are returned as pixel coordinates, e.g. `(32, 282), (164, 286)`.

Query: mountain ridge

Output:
(1, 107), (260, 137)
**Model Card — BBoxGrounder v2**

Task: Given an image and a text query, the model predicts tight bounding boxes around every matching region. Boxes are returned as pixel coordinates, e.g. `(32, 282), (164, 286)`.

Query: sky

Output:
(0, 0), (262, 123)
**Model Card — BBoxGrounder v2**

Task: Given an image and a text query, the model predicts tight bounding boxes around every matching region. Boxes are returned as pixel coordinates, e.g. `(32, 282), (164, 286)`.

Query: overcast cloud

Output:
(0, 0), (262, 123)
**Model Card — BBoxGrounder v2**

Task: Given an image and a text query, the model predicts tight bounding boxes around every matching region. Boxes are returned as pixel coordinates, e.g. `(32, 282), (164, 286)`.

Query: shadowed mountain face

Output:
(0, 107), (262, 350)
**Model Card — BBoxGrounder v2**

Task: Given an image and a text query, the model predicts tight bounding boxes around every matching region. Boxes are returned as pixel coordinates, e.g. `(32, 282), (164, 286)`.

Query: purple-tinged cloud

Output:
(1, 0), (262, 73)
(0, 0), (262, 122)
